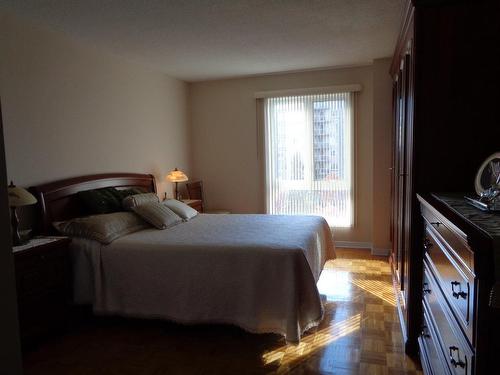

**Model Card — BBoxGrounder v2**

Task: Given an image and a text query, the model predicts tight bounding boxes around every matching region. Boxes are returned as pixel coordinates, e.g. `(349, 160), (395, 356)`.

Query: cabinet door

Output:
(391, 38), (415, 344)
(403, 50), (415, 306)
(394, 59), (408, 301)
(15, 242), (71, 348)
(397, 62), (407, 296)
(391, 78), (402, 285)
(390, 81), (399, 278)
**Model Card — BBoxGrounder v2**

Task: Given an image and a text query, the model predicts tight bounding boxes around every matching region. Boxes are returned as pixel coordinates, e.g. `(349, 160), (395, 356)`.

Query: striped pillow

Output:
(132, 202), (182, 229)
(53, 212), (149, 244)
(122, 192), (159, 210)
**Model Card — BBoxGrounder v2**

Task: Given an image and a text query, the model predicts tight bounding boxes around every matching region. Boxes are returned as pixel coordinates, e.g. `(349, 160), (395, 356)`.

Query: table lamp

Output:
(8, 181), (37, 246)
(166, 168), (188, 200)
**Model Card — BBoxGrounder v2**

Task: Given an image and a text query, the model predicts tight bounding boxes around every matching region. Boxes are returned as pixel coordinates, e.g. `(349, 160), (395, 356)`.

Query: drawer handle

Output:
(451, 281), (468, 299)
(421, 325), (430, 338)
(423, 238), (433, 251)
(449, 346), (466, 368)
(422, 282), (431, 295)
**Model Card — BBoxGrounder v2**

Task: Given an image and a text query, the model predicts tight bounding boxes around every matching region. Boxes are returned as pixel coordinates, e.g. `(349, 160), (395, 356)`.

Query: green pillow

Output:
(78, 187), (146, 215)
(78, 187), (123, 214)
(115, 187), (144, 200)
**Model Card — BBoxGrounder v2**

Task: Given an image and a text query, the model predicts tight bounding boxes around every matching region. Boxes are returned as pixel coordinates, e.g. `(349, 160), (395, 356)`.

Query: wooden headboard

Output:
(30, 173), (156, 234)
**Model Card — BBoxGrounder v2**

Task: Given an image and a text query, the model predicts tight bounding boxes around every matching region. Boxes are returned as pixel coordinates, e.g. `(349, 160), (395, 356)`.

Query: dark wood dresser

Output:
(13, 237), (72, 348)
(389, 0), (500, 356)
(417, 194), (499, 375)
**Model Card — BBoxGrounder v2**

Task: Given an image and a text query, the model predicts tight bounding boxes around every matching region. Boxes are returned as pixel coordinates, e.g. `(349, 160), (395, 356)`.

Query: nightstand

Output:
(13, 237), (72, 348)
(182, 199), (203, 212)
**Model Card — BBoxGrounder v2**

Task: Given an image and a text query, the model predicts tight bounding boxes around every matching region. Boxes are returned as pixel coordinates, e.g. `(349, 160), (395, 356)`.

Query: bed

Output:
(31, 173), (335, 342)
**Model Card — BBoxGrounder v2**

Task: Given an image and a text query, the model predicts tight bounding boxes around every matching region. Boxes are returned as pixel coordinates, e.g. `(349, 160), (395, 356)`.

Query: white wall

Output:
(189, 66), (375, 243)
(0, 12), (191, 199)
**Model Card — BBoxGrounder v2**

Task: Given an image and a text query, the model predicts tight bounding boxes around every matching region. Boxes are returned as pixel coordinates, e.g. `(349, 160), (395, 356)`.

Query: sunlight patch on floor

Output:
(317, 269), (396, 306)
(317, 269), (351, 301)
(350, 278), (397, 306)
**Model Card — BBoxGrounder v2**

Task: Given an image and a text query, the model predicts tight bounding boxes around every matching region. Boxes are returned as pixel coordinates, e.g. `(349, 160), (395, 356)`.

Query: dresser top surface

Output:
(431, 193), (500, 241)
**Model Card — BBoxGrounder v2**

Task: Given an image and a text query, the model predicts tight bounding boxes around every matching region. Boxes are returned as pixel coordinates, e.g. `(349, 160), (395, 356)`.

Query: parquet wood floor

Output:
(22, 249), (422, 375)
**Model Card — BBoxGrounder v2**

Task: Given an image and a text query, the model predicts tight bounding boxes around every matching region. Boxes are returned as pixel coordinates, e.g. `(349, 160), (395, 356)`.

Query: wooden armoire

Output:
(390, 0), (500, 360)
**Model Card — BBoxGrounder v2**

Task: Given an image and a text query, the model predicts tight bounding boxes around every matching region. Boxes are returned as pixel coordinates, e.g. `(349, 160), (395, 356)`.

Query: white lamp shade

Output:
(166, 168), (188, 183)
(8, 184), (37, 207)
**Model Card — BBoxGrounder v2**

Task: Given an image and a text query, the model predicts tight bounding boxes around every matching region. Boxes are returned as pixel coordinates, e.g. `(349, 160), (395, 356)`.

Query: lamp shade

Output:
(166, 168), (188, 183)
(8, 182), (37, 207)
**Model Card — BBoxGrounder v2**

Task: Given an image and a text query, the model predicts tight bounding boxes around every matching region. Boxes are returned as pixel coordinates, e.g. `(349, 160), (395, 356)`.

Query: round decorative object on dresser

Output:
(475, 152), (500, 199)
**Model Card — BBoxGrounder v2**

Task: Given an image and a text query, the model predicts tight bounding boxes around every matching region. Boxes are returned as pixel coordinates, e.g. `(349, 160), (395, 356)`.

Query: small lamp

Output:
(166, 168), (188, 200)
(8, 181), (37, 246)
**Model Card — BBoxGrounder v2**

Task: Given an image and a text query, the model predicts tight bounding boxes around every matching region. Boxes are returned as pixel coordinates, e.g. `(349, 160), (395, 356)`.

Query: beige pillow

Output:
(53, 212), (149, 244)
(122, 192), (159, 210)
(162, 199), (198, 221)
(132, 202), (182, 229)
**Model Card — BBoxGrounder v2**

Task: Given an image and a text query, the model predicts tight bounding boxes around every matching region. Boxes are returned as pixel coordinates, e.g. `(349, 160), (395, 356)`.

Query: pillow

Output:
(122, 192), (160, 210)
(163, 199), (198, 221)
(115, 187), (144, 200)
(132, 202), (182, 229)
(53, 212), (149, 244)
(77, 187), (123, 214)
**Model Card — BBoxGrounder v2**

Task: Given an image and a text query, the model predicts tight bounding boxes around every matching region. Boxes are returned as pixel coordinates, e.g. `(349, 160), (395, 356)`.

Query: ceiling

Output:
(1, 0), (403, 82)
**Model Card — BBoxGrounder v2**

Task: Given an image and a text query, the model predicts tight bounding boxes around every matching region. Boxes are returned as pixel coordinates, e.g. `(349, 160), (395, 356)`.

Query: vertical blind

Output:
(264, 92), (354, 227)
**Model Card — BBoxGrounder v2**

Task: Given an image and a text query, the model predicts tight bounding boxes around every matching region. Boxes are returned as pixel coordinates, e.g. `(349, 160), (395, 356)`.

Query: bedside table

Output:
(13, 237), (72, 348)
(182, 199), (203, 212)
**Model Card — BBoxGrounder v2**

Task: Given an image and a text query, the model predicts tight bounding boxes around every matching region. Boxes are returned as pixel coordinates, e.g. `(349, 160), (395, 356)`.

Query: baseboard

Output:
(371, 247), (390, 256)
(334, 241), (372, 249)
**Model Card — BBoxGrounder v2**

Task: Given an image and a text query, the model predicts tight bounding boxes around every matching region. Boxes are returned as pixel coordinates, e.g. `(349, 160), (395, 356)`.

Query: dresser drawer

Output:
(420, 302), (452, 375)
(423, 262), (474, 375)
(421, 203), (474, 273)
(424, 226), (475, 342)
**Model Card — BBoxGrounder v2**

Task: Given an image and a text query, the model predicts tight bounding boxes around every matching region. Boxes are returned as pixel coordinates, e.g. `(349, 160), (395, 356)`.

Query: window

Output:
(264, 92), (354, 227)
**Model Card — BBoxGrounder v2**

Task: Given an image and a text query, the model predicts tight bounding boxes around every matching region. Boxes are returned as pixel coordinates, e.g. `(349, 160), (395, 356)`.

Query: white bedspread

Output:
(71, 214), (335, 342)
